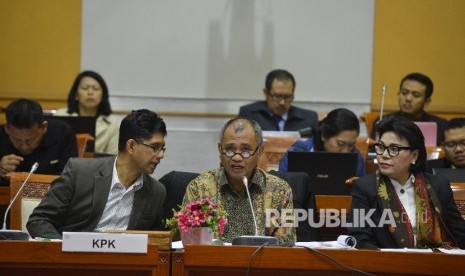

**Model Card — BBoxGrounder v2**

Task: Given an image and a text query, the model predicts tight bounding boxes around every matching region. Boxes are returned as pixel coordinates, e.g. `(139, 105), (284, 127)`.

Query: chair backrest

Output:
(258, 136), (300, 171)
(268, 170), (320, 242)
(315, 194), (352, 241)
(362, 112), (380, 137)
(451, 182), (465, 219)
(159, 171), (200, 224)
(8, 172), (58, 231)
(75, 133), (94, 158)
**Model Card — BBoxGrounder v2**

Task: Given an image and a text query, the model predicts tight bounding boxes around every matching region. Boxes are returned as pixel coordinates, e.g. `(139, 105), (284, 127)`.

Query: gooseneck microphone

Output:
(379, 84), (387, 122)
(231, 176), (278, 246)
(0, 162), (39, 240)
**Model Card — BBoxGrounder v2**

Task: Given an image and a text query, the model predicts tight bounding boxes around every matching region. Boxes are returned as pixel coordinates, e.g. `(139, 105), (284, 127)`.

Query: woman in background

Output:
(56, 71), (119, 154)
(348, 117), (465, 249)
(278, 108), (365, 177)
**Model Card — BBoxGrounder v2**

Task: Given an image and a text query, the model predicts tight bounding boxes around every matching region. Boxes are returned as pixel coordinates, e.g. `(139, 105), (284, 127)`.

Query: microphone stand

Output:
(231, 176), (278, 246)
(0, 162), (39, 240)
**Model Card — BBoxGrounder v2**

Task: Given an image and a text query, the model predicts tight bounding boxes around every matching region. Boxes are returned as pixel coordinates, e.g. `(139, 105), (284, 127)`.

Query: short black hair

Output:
(376, 116), (427, 172)
(400, 73), (434, 99)
(67, 70), (112, 116)
(118, 109), (167, 152)
(314, 108), (360, 151)
(6, 98), (44, 129)
(265, 69), (296, 92)
(445, 118), (465, 132)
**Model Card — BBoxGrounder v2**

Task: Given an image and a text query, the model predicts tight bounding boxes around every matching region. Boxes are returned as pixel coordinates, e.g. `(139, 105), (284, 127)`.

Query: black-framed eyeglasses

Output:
(443, 140), (465, 150)
(221, 145), (260, 159)
(136, 140), (166, 154)
(267, 91), (294, 103)
(374, 143), (411, 157)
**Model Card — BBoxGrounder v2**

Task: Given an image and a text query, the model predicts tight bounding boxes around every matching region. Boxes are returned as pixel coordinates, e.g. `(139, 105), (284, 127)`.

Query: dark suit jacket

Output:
(347, 173), (465, 249)
(239, 101), (319, 134)
(27, 156), (166, 239)
(426, 158), (452, 173)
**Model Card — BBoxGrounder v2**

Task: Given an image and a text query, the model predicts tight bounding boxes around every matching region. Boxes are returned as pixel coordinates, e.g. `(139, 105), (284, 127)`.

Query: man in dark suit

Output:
(427, 118), (465, 170)
(0, 98), (78, 175)
(370, 72), (447, 145)
(239, 69), (318, 136)
(27, 109), (167, 239)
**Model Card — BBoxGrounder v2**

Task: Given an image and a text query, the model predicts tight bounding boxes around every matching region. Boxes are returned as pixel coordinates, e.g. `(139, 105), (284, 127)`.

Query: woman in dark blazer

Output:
(348, 117), (465, 249)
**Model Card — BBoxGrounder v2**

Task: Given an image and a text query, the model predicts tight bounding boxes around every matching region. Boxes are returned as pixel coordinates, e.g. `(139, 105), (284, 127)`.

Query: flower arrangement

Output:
(166, 198), (227, 238)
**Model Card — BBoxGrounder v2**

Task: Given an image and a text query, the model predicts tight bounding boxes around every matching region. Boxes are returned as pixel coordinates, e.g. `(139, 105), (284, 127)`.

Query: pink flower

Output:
(165, 198), (228, 237)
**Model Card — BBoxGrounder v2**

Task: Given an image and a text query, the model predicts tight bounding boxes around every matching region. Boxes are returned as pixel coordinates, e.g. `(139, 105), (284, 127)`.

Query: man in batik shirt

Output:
(183, 117), (295, 245)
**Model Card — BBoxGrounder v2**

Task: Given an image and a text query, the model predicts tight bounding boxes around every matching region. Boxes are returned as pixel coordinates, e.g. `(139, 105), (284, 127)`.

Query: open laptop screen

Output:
(287, 152), (358, 195)
(432, 168), (465, 182)
(414, 121), (437, 147)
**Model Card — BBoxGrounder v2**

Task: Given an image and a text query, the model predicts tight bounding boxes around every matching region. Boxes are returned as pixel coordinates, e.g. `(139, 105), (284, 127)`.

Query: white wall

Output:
(82, 0), (375, 177)
(82, 0), (375, 103)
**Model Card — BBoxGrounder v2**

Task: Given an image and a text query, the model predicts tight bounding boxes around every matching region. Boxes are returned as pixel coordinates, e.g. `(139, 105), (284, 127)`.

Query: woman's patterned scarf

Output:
(376, 170), (453, 249)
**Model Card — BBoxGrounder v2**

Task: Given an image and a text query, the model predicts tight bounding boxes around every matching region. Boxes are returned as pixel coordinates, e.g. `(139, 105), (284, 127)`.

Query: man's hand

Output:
(0, 154), (24, 173)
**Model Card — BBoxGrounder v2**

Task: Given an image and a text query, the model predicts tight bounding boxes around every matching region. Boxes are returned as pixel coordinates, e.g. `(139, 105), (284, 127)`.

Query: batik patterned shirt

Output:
(183, 167), (295, 245)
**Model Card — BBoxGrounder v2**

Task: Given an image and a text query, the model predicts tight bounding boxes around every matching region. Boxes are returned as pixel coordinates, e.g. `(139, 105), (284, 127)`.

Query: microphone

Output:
(298, 127), (313, 138)
(0, 162), (39, 240)
(379, 84), (387, 122)
(231, 176), (279, 246)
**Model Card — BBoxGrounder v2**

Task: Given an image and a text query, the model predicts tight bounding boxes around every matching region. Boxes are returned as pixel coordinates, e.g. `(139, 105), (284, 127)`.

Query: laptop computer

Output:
(432, 168), (465, 182)
(414, 121), (437, 147)
(287, 152), (358, 195)
(44, 115), (97, 152)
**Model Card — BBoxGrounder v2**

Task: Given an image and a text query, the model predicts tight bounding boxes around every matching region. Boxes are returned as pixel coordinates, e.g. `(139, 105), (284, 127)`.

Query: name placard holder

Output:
(62, 232), (148, 253)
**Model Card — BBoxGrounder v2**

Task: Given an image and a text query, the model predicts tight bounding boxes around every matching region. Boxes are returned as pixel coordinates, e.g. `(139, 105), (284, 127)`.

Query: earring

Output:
(412, 160), (416, 165)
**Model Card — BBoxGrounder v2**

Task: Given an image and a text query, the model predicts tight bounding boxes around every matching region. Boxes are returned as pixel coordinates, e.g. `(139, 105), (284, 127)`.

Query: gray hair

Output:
(219, 117), (263, 146)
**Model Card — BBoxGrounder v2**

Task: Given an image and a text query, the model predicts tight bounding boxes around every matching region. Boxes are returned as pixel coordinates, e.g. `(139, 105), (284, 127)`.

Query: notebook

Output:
(432, 168), (465, 182)
(413, 121), (437, 147)
(287, 152), (358, 195)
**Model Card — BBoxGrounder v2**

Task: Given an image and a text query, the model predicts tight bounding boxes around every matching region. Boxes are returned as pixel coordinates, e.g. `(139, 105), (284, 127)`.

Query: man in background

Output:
(427, 118), (465, 170)
(183, 117), (295, 245)
(239, 69), (318, 136)
(0, 98), (78, 176)
(370, 72), (447, 145)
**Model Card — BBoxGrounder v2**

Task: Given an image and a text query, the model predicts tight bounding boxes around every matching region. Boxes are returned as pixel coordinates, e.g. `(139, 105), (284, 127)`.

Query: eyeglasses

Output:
(267, 91), (294, 103)
(221, 145), (260, 159)
(136, 140), (166, 154)
(443, 140), (465, 150)
(374, 143), (411, 157)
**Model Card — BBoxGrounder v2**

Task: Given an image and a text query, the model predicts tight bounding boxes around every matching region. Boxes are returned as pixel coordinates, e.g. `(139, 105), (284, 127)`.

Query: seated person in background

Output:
(279, 108), (366, 177)
(0, 98), (77, 175)
(239, 69), (318, 136)
(27, 109), (167, 239)
(370, 72), (447, 145)
(183, 117), (296, 245)
(427, 118), (465, 170)
(56, 70), (119, 155)
(348, 117), (465, 249)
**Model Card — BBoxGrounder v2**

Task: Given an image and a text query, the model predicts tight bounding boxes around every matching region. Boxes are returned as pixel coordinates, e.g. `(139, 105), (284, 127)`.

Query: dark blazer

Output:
(239, 101), (319, 134)
(27, 156), (166, 239)
(348, 173), (465, 249)
(426, 158), (452, 173)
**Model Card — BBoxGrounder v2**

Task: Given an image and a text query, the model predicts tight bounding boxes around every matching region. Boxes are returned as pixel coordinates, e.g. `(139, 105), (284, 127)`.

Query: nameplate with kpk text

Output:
(62, 232), (148, 253)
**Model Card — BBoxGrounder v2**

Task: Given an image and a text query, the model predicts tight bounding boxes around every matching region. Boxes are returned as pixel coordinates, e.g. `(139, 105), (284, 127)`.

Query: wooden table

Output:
(0, 241), (170, 276)
(172, 245), (465, 276)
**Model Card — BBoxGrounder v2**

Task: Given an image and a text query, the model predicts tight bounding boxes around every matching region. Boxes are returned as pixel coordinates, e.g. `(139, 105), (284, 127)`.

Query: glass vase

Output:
(180, 227), (214, 246)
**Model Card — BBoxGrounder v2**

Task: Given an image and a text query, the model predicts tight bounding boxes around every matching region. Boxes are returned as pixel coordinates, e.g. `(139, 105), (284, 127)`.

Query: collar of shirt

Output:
(390, 174), (415, 192)
(111, 157), (144, 191)
(217, 167), (265, 193)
